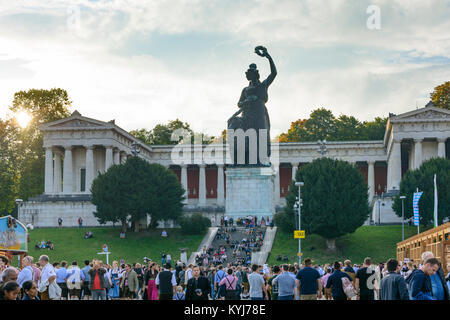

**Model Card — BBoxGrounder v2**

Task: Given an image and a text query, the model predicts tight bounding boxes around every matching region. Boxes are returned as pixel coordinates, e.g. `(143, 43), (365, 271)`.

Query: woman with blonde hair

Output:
(108, 260), (121, 299)
(173, 286), (185, 300)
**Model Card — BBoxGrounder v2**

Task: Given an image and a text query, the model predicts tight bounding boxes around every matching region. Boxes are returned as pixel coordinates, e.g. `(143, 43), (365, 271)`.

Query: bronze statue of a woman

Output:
(227, 46), (277, 166)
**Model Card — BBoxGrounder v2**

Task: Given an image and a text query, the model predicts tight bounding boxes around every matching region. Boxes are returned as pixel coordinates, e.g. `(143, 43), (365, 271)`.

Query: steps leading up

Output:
(187, 227), (218, 265)
(251, 226), (277, 265)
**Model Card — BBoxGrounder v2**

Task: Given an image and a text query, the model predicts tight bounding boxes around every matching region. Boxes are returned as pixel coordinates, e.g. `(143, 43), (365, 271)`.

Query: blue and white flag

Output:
(413, 191), (423, 226)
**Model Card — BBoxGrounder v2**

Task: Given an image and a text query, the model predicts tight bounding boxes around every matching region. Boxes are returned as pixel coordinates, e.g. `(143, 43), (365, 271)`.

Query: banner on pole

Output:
(413, 191), (423, 226)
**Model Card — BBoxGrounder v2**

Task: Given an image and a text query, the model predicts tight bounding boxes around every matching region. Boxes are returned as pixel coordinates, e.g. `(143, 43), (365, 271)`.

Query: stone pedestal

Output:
(225, 166), (275, 220)
(180, 249), (188, 265)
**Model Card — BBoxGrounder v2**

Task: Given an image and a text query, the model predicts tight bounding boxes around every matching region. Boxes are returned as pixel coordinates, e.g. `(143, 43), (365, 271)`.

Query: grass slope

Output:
(268, 225), (425, 266)
(27, 227), (204, 265)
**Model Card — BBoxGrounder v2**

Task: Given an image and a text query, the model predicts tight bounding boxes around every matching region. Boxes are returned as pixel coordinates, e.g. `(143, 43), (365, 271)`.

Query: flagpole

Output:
(434, 174), (438, 228)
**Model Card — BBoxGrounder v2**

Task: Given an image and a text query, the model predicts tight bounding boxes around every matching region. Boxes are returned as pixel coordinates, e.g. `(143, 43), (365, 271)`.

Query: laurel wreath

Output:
(255, 46), (267, 57)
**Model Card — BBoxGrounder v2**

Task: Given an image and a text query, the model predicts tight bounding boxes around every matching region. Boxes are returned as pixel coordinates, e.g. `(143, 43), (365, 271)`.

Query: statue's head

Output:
(245, 63), (260, 81)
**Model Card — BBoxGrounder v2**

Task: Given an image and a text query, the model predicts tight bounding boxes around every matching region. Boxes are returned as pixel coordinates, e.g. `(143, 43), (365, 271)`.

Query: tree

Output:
(9, 88), (72, 200)
(129, 128), (152, 145)
(430, 81), (450, 110)
(361, 117), (387, 140)
(131, 119), (215, 145)
(392, 158), (450, 226)
(274, 157), (370, 251)
(303, 108), (336, 141)
(279, 119), (308, 142)
(91, 157), (185, 232)
(153, 119), (193, 145)
(0, 88), (71, 214)
(278, 109), (387, 143)
(0, 119), (20, 215)
(334, 115), (364, 141)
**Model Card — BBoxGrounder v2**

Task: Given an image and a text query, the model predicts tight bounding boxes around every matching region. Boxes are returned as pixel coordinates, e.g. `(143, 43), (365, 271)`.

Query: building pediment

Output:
(40, 110), (113, 131)
(48, 119), (105, 128)
(390, 106), (450, 123)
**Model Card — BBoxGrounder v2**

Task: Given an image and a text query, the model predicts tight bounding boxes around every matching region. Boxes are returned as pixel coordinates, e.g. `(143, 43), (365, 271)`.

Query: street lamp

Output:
(295, 181), (304, 265)
(317, 139), (327, 157)
(131, 141), (141, 157)
(15, 199), (23, 219)
(400, 196), (406, 241)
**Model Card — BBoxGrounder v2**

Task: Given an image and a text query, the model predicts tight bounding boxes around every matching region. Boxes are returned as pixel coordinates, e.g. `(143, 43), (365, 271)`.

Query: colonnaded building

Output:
(18, 103), (450, 228)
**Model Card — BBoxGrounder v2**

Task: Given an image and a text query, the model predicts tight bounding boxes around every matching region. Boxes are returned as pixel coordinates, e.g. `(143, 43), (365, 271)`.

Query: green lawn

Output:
(25, 227), (204, 266)
(268, 225), (426, 266)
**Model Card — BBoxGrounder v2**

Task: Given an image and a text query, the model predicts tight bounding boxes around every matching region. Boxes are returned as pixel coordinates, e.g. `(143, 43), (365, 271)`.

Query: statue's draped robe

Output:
(228, 78), (272, 165)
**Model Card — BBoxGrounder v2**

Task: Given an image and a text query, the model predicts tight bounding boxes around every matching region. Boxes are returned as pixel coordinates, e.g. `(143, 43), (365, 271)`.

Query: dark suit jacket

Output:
(186, 276), (210, 300)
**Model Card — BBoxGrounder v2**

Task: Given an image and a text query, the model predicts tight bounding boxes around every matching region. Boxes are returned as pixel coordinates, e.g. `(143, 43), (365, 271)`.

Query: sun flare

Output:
(16, 111), (32, 128)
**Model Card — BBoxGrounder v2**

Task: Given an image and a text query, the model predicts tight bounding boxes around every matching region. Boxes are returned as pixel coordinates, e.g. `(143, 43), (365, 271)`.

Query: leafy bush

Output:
(178, 213), (211, 235)
(393, 158), (450, 226)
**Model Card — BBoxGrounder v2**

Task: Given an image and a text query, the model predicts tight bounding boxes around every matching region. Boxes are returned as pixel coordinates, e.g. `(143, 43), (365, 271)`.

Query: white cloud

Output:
(0, 0), (449, 137)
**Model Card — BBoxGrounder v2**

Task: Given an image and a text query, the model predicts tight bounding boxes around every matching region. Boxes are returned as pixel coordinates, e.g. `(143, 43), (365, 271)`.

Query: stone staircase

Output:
(189, 226), (277, 266)
(187, 227), (218, 265)
(251, 226), (277, 265)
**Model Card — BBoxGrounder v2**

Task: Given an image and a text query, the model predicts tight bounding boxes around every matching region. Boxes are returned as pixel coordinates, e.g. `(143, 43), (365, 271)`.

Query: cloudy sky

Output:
(0, 0), (449, 138)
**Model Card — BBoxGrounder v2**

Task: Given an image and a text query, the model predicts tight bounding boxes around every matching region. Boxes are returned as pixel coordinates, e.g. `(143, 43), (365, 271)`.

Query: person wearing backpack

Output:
(219, 268), (239, 300)
(326, 261), (353, 300)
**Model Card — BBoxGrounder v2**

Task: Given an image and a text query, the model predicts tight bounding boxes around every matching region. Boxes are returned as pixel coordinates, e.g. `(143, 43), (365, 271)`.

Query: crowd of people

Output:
(1, 250), (449, 301)
(193, 226), (265, 267)
(222, 216), (274, 229)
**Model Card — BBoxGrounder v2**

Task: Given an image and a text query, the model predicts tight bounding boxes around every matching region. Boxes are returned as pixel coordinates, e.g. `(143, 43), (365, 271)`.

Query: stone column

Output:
(113, 149), (120, 165)
(105, 146), (114, 171)
(53, 150), (62, 194)
(368, 161), (375, 203)
(414, 139), (423, 169)
(437, 138), (446, 158)
(199, 164), (206, 206)
(217, 164), (225, 205)
(273, 164), (280, 205)
(291, 162), (298, 181)
(85, 146), (95, 193)
(44, 147), (54, 194)
(181, 164), (188, 204)
(388, 140), (402, 191)
(120, 151), (127, 164)
(63, 146), (73, 194)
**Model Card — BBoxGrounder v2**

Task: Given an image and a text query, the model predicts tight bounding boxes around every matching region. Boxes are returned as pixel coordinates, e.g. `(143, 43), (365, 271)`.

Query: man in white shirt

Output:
(38, 255), (56, 300)
(17, 256), (34, 288)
